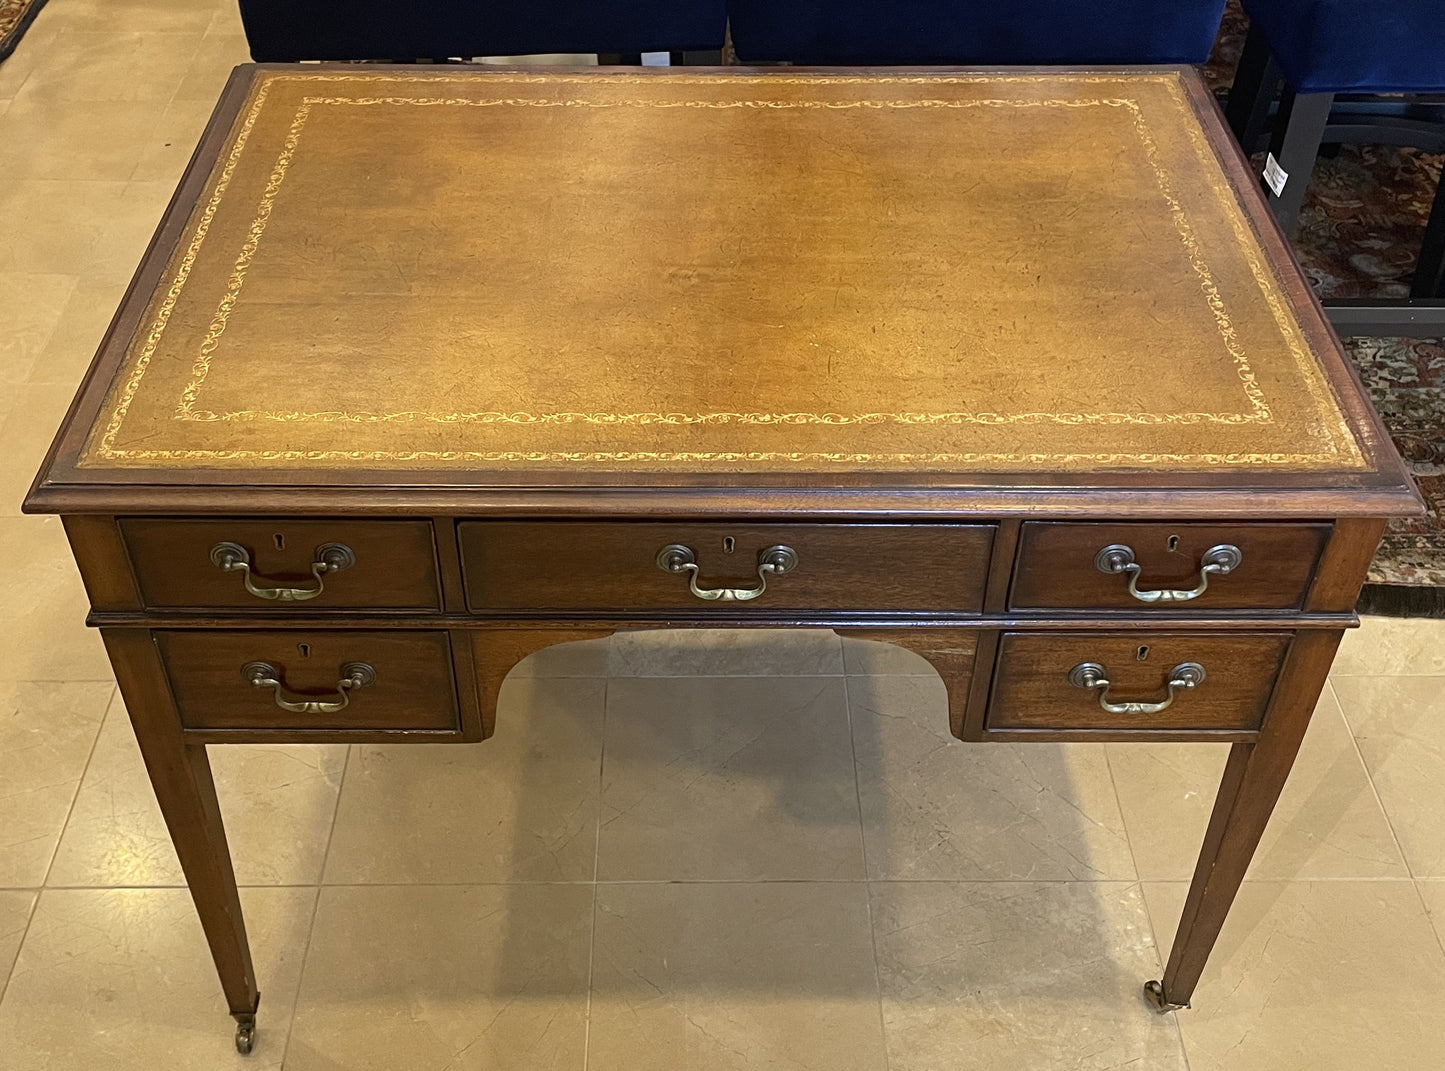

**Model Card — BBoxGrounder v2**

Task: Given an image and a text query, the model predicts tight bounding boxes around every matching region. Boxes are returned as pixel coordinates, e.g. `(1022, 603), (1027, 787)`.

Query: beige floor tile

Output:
(0, 681), (111, 887)
(840, 634), (941, 676)
(24, 274), (130, 387)
(598, 676), (864, 881)
(121, 177), (181, 222)
(0, 886), (313, 1069)
(47, 0), (224, 35)
(509, 633), (612, 678)
(0, 180), (167, 275)
(1333, 615), (1445, 675)
(173, 34), (254, 102)
(1143, 881), (1445, 1071)
(0, 890), (36, 1000)
(850, 674), (1137, 880)
(873, 881), (1186, 1070)
(18, 30), (204, 103)
(48, 701), (346, 887)
(0, 95), (161, 180)
(590, 881), (885, 1071)
(325, 676), (603, 883)
(0, 16), (60, 102)
(0, 382), (87, 516)
(0, 516), (111, 680)
(1419, 880), (1445, 951)
(610, 627), (844, 676)
(130, 94), (223, 183)
(0, 274), (77, 382)
(1334, 674), (1445, 877)
(1109, 690), (1406, 880)
(287, 884), (590, 1071)
(208, 2), (248, 37)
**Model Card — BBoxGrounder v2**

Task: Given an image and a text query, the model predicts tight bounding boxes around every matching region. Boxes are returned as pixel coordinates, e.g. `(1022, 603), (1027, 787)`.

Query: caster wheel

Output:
(235, 1019), (256, 1055)
(1142, 979), (1187, 1013)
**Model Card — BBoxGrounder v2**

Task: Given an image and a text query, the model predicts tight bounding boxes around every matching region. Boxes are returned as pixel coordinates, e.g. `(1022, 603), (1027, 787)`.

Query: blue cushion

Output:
(728, 0), (1228, 65)
(239, 1), (727, 61)
(1243, 0), (1445, 93)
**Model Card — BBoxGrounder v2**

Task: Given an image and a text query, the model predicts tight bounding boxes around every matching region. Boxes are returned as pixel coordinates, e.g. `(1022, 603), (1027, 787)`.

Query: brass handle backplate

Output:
(242, 661), (376, 714)
(1067, 661), (1206, 716)
(210, 541), (355, 602)
(655, 543), (799, 602)
(1093, 543), (1241, 604)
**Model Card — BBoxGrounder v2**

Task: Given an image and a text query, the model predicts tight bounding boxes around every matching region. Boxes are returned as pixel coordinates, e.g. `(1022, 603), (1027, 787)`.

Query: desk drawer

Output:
(156, 630), (459, 732)
(121, 519), (441, 610)
(458, 522), (994, 613)
(1009, 522), (1330, 611)
(987, 631), (1291, 732)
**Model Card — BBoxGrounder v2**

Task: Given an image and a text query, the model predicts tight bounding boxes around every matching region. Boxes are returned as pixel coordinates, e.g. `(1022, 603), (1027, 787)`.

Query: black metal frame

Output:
(1226, 21), (1445, 335)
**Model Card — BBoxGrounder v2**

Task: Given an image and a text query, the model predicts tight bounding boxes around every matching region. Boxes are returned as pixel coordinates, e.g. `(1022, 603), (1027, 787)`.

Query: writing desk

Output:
(25, 65), (1421, 1054)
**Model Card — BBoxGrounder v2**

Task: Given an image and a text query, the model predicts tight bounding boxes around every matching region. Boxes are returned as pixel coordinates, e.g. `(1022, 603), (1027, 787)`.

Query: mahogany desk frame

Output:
(25, 65), (1423, 1054)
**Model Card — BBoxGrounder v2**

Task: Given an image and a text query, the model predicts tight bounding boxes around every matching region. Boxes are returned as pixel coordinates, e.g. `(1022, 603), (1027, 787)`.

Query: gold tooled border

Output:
(77, 447), (1355, 466)
(88, 70), (1362, 468)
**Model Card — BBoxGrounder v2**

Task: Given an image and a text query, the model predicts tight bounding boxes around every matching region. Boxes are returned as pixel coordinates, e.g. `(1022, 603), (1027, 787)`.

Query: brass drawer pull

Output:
(655, 543), (799, 602)
(1068, 661), (1206, 715)
(241, 660), (376, 714)
(1093, 543), (1241, 603)
(210, 541), (355, 602)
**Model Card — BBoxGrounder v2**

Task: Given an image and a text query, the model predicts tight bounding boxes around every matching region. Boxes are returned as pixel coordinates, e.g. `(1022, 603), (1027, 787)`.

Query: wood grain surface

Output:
(988, 630), (1291, 731)
(156, 629), (460, 731)
(1008, 521), (1330, 610)
(459, 521), (995, 612)
(121, 518), (441, 610)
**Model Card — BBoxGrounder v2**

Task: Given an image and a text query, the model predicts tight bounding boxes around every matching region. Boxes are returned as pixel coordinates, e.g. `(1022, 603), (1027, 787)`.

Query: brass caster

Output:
(234, 1015), (257, 1055)
(1143, 979), (1188, 1013)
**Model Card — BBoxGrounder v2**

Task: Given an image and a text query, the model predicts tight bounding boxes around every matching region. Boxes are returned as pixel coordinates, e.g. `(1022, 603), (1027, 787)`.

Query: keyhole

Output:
(723, 536), (736, 554)
(1166, 535), (1180, 552)
(274, 533), (286, 550)
(1137, 645), (1150, 661)
(297, 643), (311, 659)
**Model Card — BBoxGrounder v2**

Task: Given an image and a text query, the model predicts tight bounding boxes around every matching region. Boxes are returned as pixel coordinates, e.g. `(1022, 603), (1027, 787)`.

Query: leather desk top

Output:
(27, 66), (1419, 516)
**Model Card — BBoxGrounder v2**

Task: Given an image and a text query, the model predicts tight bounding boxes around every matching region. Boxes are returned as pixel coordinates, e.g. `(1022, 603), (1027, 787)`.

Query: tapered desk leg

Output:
(101, 629), (260, 1054)
(1146, 629), (1342, 1012)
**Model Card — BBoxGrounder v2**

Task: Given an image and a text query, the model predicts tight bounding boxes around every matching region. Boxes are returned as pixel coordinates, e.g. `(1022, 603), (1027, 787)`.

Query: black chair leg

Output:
(1412, 169), (1445, 299)
(1224, 21), (1281, 155)
(1266, 88), (1334, 235)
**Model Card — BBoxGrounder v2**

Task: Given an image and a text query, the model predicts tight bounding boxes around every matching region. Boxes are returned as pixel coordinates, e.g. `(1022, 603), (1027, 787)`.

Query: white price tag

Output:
(1262, 152), (1289, 197)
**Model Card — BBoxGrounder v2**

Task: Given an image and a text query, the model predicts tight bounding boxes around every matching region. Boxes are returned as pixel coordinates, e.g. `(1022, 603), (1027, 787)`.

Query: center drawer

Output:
(156, 630), (459, 732)
(458, 522), (995, 613)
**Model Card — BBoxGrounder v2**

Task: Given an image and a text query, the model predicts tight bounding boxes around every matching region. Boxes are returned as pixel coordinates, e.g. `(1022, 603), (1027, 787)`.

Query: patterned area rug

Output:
(1206, 2), (1445, 616)
(0, 0), (47, 62)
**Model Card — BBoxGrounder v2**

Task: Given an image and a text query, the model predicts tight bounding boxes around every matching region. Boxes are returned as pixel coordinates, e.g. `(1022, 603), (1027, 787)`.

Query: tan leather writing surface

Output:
(82, 69), (1364, 472)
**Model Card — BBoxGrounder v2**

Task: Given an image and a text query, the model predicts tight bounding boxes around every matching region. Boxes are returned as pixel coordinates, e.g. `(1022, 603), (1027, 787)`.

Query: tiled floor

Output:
(3, 4), (1445, 1067)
